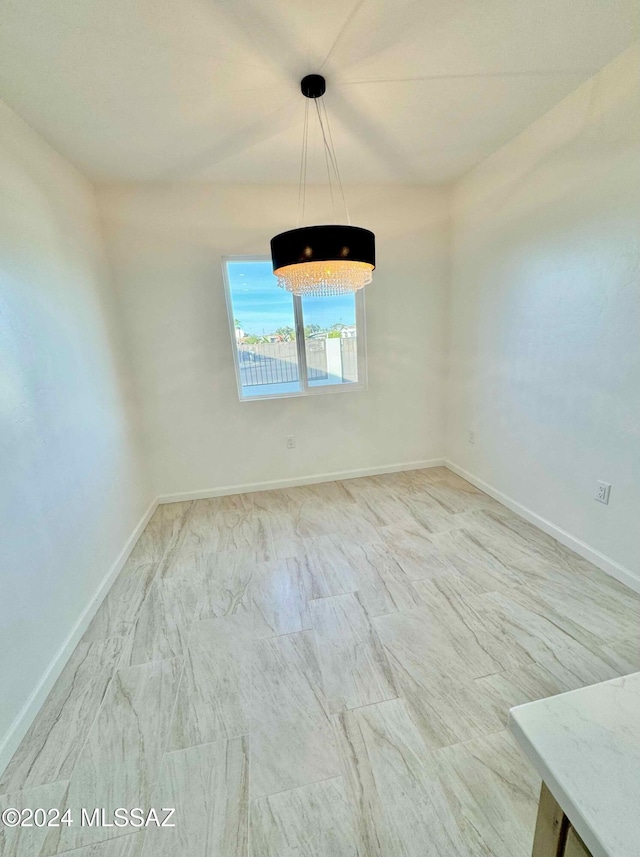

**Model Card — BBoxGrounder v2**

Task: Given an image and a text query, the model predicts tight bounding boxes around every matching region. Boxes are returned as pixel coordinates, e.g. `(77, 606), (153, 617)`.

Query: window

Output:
(222, 256), (367, 401)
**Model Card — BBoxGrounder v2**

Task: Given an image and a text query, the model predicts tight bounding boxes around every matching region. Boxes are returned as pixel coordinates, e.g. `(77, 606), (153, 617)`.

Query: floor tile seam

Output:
(49, 823), (141, 854)
(56, 831), (146, 856)
(306, 621), (339, 722)
(0, 776), (71, 803)
(55, 656), (185, 817)
(120, 591), (201, 671)
(163, 732), (251, 760)
(252, 625), (316, 644)
(307, 589), (361, 604)
(430, 725), (514, 755)
(82, 560), (163, 645)
(308, 589), (417, 623)
(328, 697), (518, 857)
(471, 668), (514, 684)
(247, 603), (255, 824)
(114, 654), (185, 676)
(248, 622), (337, 788)
(526, 645), (626, 679)
(249, 772), (343, 804)
(56, 639), (144, 791)
(377, 643), (515, 701)
(329, 694), (402, 718)
(2, 639), (114, 793)
(160, 650), (189, 764)
(154, 502), (198, 579)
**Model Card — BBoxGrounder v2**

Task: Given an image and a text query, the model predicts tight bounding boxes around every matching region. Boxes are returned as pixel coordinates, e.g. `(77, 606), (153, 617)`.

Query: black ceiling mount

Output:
(300, 74), (326, 99)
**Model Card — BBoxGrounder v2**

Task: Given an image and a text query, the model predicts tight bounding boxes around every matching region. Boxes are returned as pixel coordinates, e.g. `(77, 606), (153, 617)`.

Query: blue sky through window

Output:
(227, 259), (356, 335)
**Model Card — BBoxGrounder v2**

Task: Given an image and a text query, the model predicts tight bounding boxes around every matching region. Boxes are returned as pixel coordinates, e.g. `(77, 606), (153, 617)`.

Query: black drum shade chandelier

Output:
(270, 74), (375, 297)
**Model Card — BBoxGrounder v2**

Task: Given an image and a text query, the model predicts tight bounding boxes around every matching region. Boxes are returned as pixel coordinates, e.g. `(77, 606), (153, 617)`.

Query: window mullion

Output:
(293, 294), (309, 392)
(356, 289), (367, 388)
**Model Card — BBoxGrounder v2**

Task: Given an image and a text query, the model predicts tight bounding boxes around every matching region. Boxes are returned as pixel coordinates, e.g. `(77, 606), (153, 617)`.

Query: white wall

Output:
(0, 102), (151, 763)
(97, 184), (449, 497)
(447, 47), (640, 583)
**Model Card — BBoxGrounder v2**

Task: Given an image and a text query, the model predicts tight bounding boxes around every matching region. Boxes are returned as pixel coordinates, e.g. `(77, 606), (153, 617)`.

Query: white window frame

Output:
(222, 255), (367, 402)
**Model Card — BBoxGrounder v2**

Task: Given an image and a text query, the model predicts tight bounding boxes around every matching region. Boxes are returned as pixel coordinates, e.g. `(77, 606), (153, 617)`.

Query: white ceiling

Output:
(0, 0), (636, 183)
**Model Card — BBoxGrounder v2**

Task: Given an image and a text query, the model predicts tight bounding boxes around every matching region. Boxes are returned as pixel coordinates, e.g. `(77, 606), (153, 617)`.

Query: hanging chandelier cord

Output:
(297, 98), (310, 228)
(314, 98), (336, 221)
(320, 96), (350, 225)
(297, 84), (351, 227)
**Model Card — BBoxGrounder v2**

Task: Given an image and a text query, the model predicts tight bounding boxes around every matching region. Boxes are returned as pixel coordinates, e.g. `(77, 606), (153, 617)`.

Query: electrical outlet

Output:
(595, 481), (611, 504)
(286, 435), (296, 449)
(468, 431), (475, 445)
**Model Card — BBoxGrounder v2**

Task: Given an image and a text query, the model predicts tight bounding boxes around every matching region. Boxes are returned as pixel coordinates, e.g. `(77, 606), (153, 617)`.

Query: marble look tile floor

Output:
(1, 467), (639, 856)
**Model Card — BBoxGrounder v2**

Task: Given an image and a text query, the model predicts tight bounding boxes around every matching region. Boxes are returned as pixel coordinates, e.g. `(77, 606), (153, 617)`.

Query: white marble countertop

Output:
(509, 672), (640, 857)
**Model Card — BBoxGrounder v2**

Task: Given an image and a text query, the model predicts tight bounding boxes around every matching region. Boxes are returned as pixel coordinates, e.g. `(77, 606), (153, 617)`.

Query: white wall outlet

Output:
(468, 430), (475, 445)
(595, 481), (611, 504)
(286, 435), (296, 449)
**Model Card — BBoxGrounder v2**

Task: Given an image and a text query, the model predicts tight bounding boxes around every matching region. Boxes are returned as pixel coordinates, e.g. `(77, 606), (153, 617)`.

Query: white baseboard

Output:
(445, 460), (640, 595)
(0, 496), (159, 778)
(158, 459), (446, 504)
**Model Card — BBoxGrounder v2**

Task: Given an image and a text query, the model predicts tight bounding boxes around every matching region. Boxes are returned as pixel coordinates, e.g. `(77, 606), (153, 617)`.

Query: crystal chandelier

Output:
(270, 74), (375, 297)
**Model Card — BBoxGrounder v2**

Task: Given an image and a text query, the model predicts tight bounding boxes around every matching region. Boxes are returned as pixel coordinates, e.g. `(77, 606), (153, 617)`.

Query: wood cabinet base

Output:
(532, 783), (591, 857)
